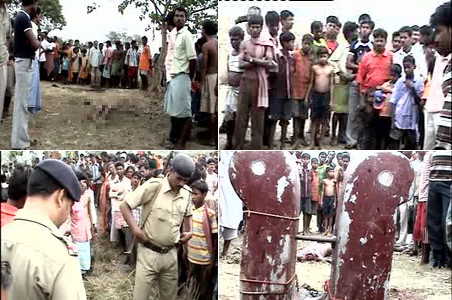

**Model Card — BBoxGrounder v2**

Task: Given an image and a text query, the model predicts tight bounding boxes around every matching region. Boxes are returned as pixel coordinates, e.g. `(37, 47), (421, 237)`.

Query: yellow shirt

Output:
(187, 204), (218, 265)
(125, 176), (192, 247)
(170, 26), (197, 76)
(1, 210), (86, 300)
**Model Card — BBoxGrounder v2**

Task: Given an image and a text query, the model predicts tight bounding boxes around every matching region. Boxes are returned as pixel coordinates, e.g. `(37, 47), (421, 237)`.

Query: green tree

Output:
(88, 0), (217, 92)
(8, 0), (66, 31)
(106, 30), (133, 43)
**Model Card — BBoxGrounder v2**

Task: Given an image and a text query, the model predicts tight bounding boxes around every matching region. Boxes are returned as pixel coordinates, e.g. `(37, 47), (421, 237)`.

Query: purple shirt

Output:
(389, 74), (424, 130)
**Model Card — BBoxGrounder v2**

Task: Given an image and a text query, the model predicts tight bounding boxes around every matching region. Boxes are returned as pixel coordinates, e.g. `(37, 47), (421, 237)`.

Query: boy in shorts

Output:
(306, 46), (334, 149)
(320, 166), (337, 236)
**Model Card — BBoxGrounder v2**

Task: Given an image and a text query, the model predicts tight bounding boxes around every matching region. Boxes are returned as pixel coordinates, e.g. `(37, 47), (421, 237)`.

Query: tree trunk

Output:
(149, 23), (168, 93)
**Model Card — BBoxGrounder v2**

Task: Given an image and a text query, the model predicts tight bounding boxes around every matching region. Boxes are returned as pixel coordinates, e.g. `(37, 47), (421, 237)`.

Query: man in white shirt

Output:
(393, 26), (427, 78)
(205, 158), (218, 195)
(89, 40), (101, 87)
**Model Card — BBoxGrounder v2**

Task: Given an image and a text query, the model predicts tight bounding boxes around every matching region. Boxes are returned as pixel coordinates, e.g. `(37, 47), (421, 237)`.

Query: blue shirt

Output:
(389, 74), (424, 130)
(62, 58), (69, 71)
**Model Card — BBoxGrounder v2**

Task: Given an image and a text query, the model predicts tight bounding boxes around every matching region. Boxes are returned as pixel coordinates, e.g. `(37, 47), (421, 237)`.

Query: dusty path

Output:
(0, 82), (214, 150)
(219, 222), (452, 300)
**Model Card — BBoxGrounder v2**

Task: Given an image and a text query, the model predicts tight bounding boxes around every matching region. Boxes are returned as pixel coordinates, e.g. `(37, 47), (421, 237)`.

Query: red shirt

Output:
(1, 202), (18, 228)
(356, 49), (393, 93)
(326, 40), (338, 53)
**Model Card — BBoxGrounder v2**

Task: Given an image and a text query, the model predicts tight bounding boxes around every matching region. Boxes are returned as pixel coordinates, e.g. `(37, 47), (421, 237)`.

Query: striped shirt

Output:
(418, 152), (431, 202)
(429, 151), (452, 182)
(187, 204), (218, 265)
(436, 55), (452, 149)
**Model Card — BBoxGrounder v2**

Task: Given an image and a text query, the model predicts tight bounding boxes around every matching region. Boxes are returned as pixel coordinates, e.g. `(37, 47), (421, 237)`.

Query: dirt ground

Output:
(219, 219), (452, 300)
(0, 82), (214, 150)
(85, 233), (192, 300)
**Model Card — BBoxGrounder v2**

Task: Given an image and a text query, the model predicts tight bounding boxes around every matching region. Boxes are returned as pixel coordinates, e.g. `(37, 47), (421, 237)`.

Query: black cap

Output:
(36, 159), (81, 201)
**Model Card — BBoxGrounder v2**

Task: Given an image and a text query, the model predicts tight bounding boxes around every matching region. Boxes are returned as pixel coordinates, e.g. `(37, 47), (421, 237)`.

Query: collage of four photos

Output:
(0, 0), (451, 299)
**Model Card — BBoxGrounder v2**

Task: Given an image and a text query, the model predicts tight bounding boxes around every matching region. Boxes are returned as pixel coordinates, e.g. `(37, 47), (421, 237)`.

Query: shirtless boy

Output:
(200, 20), (219, 147)
(306, 46), (334, 149)
(320, 166), (337, 236)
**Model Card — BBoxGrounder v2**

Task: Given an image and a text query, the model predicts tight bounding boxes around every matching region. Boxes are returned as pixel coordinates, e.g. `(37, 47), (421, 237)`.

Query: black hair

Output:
(343, 21), (358, 39)
(142, 36), (147, 40)
(360, 19), (375, 30)
(75, 40), (79, 44)
(265, 11), (279, 26)
(115, 162), (125, 169)
(153, 169), (163, 178)
(317, 46), (329, 56)
(411, 25), (420, 32)
(27, 168), (66, 199)
(280, 10), (294, 20)
(8, 167), (30, 201)
(403, 55), (416, 65)
(75, 171), (89, 182)
(319, 152), (327, 156)
(207, 158), (216, 165)
(191, 180), (209, 194)
(430, 1), (452, 27)
(1, 261), (12, 290)
(311, 158), (319, 163)
(81, 49), (87, 54)
(132, 171), (142, 179)
(326, 166), (334, 172)
(35, 7), (41, 16)
(311, 21), (323, 33)
(326, 16), (340, 27)
(248, 15), (264, 26)
(342, 152), (351, 160)
(99, 43), (103, 46)
(125, 165), (135, 173)
(165, 11), (176, 28)
(358, 13), (371, 23)
(399, 26), (413, 36)
(373, 28), (388, 40)
(391, 63), (403, 76)
(302, 34), (313, 43)
(202, 20), (218, 36)
(392, 31), (401, 39)
(280, 31), (296, 44)
(174, 6), (188, 18)
(22, 0), (37, 7)
(229, 26), (244, 39)
(420, 25), (433, 36)
(88, 41), (93, 45)
(130, 154), (139, 164)
(106, 40), (112, 46)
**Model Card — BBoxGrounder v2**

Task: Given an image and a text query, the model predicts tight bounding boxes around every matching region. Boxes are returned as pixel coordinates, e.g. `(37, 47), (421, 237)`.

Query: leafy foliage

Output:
(8, 0), (66, 31)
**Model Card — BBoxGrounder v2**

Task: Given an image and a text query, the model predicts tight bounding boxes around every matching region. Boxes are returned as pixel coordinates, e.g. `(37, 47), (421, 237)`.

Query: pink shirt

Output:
(425, 53), (450, 113)
(165, 28), (177, 82)
(71, 200), (92, 242)
(103, 47), (113, 66)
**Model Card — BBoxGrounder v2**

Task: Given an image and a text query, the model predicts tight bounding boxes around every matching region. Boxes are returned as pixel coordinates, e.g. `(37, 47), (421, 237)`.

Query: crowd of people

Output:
(221, 2), (451, 151)
(0, 1), (219, 150)
(1, 151), (219, 300)
(219, 150), (452, 270)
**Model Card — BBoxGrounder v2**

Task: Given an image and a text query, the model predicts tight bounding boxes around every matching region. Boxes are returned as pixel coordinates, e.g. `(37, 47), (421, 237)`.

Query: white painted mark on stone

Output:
(267, 236), (272, 243)
(276, 176), (289, 202)
(349, 194), (357, 204)
(378, 170), (394, 187)
(360, 237), (368, 245)
(251, 160), (266, 176)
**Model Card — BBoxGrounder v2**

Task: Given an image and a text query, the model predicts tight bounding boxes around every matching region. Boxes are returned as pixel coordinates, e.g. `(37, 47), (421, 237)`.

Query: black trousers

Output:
(427, 181), (451, 252)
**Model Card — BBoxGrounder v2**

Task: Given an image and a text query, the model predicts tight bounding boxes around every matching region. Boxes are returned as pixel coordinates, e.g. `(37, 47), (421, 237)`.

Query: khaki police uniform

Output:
(1, 209), (87, 300)
(125, 176), (192, 300)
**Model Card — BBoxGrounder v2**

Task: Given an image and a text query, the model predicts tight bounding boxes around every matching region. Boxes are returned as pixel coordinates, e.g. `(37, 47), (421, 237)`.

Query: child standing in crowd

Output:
(320, 166), (337, 236)
(187, 180), (218, 299)
(356, 28), (393, 149)
(292, 34), (313, 149)
(78, 49), (88, 85)
(268, 32), (295, 149)
(374, 64), (402, 149)
(306, 46), (334, 149)
(138, 36), (152, 91)
(390, 55), (424, 149)
(310, 21), (328, 60)
(234, 15), (276, 150)
(224, 26), (244, 150)
(62, 52), (69, 85)
(72, 47), (81, 85)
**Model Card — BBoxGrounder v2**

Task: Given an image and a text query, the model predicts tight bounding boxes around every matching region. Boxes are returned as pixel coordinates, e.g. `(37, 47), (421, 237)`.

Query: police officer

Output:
(1, 159), (87, 300)
(121, 153), (195, 300)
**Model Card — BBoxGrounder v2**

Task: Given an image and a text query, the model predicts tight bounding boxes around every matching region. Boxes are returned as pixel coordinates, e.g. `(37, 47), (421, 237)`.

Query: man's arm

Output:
(120, 202), (148, 243)
(329, 68), (334, 110)
(306, 67), (315, 100)
(200, 43), (208, 84)
(25, 30), (40, 51)
(346, 52), (358, 72)
(320, 180), (325, 206)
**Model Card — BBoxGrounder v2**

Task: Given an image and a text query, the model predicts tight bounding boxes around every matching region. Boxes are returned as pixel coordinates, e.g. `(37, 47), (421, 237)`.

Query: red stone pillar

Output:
(328, 152), (414, 300)
(229, 151), (301, 299)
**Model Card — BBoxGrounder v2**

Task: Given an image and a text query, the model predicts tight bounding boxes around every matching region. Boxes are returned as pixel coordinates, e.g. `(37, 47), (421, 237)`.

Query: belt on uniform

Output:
(143, 241), (173, 254)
